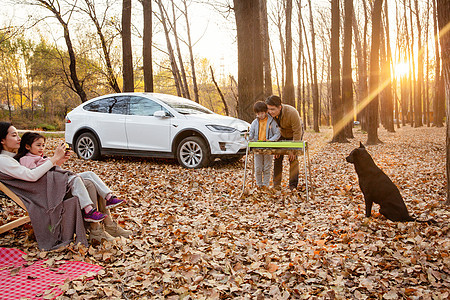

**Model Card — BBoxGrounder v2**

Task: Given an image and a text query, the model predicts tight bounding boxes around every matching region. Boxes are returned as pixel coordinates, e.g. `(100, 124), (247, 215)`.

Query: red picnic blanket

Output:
(0, 247), (102, 299)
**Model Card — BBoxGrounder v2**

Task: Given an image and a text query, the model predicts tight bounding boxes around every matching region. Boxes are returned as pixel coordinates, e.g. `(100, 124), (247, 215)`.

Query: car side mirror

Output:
(154, 110), (169, 118)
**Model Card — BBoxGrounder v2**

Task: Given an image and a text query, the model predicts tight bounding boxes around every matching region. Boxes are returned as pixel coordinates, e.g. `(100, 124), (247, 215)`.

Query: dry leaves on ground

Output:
(1, 126), (449, 299)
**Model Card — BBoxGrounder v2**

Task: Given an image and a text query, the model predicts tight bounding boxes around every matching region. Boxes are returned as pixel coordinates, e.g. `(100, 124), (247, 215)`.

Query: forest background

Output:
(1, 0), (446, 130)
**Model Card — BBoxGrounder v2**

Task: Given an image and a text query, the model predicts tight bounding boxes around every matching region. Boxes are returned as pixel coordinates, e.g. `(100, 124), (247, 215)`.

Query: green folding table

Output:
(242, 141), (312, 200)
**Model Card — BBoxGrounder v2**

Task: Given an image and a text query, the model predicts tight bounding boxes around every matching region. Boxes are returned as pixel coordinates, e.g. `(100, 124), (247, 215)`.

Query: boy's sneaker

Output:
(106, 196), (125, 209)
(84, 208), (107, 222)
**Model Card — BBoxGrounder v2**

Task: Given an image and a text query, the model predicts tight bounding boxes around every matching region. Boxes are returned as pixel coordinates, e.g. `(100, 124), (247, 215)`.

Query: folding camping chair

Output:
(242, 140), (313, 200)
(0, 182), (30, 234)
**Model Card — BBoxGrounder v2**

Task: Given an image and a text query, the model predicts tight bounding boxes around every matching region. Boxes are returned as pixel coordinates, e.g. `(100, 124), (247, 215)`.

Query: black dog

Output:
(346, 142), (433, 223)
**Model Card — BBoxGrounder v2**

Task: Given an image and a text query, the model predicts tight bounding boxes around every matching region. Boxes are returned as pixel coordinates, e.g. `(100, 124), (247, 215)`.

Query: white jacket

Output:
(0, 150), (54, 182)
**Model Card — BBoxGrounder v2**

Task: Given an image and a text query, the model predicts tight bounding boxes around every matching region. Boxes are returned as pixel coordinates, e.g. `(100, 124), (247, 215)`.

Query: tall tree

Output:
(233, 0), (264, 123)
(433, 0), (444, 127)
(367, 0), (383, 145)
(142, 0), (153, 92)
(425, 0), (430, 126)
(80, 0), (121, 93)
(283, 0), (295, 107)
(382, 0), (394, 132)
(156, 0), (182, 96)
(182, 0), (199, 103)
(297, 0), (303, 118)
(35, 0), (87, 102)
(342, 0), (353, 139)
(331, 0), (346, 142)
(436, 0), (450, 204)
(414, 0), (423, 127)
(171, 1), (190, 99)
(353, 0), (369, 131)
(261, 0), (272, 98)
(122, 0), (134, 92)
(308, 0), (320, 132)
(408, 0), (416, 126)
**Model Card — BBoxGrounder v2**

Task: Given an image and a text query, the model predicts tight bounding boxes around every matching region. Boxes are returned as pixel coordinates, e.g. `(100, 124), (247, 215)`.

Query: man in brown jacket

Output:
(265, 95), (303, 190)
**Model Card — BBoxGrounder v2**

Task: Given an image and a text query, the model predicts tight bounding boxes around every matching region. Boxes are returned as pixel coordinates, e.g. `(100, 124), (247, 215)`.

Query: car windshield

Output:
(151, 94), (213, 115)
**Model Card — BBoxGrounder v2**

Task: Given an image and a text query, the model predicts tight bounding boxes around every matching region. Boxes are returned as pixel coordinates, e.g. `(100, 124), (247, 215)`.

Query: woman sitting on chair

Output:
(0, 122), (131, 250)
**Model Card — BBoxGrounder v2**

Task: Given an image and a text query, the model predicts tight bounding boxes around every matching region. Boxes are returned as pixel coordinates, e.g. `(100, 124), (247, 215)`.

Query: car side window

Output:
(129, 97), (167, 116)
(83, 97), (128, 115)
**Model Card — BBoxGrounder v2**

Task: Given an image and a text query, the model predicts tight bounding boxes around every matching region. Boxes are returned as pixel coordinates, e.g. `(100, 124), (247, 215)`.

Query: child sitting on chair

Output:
(248, 101), (281, 188)
(15, 132), (125, 223)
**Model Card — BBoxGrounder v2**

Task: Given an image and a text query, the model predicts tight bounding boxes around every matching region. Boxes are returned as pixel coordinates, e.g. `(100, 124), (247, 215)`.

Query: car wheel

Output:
(75, 132), (101, 160)
(177, 136), (210, 168)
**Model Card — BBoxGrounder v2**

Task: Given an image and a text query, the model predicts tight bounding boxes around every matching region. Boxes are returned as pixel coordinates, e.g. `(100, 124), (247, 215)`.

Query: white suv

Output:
(65, 93), (250, 168)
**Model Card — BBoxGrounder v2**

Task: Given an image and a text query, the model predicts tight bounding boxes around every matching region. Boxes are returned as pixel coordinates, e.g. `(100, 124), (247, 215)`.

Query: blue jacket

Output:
(248, 114), (281, 142)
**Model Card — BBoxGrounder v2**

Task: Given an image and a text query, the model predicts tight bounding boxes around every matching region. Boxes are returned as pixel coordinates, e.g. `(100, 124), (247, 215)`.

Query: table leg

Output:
(241, 144), (250, 195)
(303, 146), (309, 201)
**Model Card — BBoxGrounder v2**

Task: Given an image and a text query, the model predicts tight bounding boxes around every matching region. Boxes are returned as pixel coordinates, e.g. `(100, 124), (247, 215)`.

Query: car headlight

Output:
(206, 125), (237, 133)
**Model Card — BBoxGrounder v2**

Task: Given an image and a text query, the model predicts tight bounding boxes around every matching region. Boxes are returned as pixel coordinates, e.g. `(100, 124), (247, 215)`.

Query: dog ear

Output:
(359, 142), (365, 149)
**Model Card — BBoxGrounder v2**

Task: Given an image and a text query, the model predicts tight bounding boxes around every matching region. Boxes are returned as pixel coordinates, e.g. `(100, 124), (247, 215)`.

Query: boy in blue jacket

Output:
(248, 101), (281, 187)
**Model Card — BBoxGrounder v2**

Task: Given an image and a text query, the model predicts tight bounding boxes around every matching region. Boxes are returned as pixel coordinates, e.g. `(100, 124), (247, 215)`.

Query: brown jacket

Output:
(274, 104), (303, 141)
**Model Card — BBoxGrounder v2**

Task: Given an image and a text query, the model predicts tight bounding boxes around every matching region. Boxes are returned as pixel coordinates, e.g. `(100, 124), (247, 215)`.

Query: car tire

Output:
(75, 132), (101, 160)
(177, 136), (210, 168)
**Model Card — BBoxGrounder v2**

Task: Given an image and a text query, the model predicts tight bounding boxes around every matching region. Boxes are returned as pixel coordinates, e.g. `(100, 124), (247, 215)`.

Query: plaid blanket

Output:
(0, 247), (102, 299)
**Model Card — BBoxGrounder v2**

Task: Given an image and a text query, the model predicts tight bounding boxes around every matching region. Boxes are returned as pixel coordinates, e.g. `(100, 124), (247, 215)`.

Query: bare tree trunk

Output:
(156, 0), (182, 96)
(433, 0), (444, 127)
(361, 0), (370, 131)
(414, 0), (423, 127)
(297, 0), (303, 117)
(122, 0), (134, 92)
(302, 55), (307, 127)
(367, 0), (383, 145)
(425, 0), (430, 127)
(308, 0), (320, 132)
(234, 0), (264, 123)
(210, 66), (229, 116)
(305, 55), (312, 127)
(352, 4), (367, 129)
(171, 1), (190, 99)
(301, 11), (313, 127)
(5, 74), (12, 120)
(382, 0), (394, 132)
(142, 0), (153, 92)
(409, 0), (416, 126)
(182, 0), (199, 103)
(331, 0), (346, 143)
(342, 0), (353, 139)
(283, 0), (295, 106)
(270, 41), (282, 97)
(82, 0), (121, 93)
(394, 77), (400, 129)
(37, 0), (87, 102)
(436, 0), (450, 204)
(275, 6), (285, 93)
(261, 0), (272, 98)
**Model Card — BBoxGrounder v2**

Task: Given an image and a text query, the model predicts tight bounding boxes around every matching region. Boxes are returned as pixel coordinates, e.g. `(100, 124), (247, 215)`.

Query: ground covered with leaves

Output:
(1, 126), (449, 299)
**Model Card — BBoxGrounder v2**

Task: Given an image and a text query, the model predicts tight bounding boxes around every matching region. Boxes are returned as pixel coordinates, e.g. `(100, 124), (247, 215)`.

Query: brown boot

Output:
(105, 222), (132, 238)
(89, 225), (115, 242)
